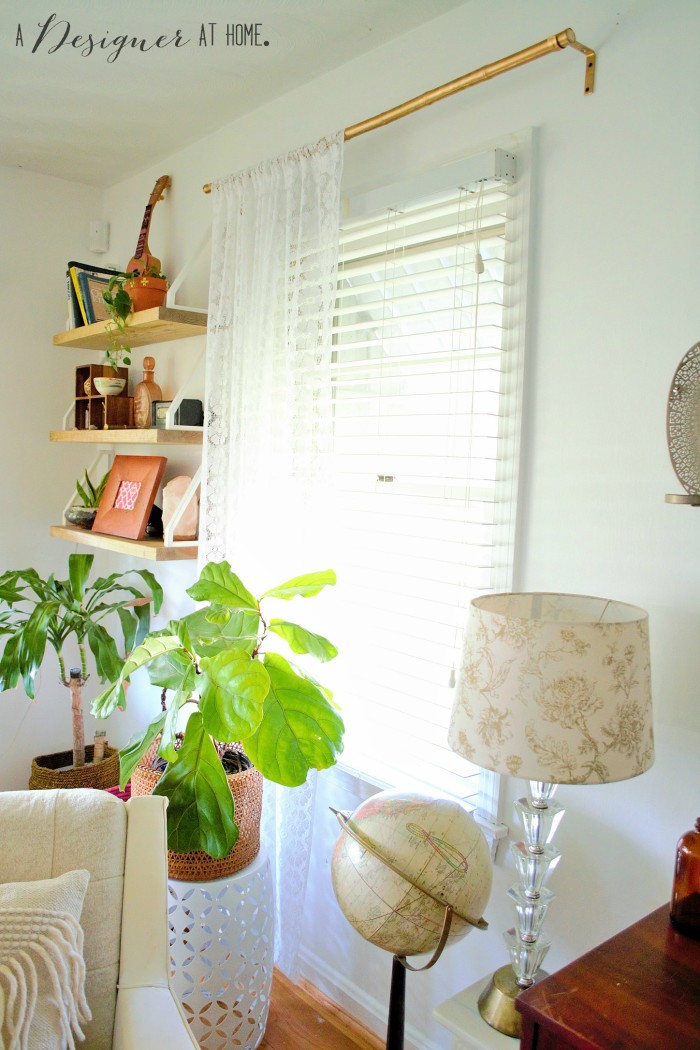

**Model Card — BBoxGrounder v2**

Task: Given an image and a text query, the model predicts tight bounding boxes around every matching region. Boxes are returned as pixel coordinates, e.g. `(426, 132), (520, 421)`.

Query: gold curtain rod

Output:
(202, 27), (595, 194)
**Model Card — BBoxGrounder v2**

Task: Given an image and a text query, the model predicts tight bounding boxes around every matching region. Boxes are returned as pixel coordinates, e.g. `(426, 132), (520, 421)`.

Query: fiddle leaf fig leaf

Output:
(261, 570), (336, 601)
(147, 647), (196, 694)
(159, 690), (189, 763)
(120, 634), (183, 681)
(119, 713), (166, 790)
(187, 562), (258, 612)
(199, 649), (270, 741)
(91, 635), (182, 720)
(91, 681), (126, 719)
(154, 712), (237, 858)
(267, 619), (338, 662)
(183, 606), (259, 657)
(241, 652), (344, 787)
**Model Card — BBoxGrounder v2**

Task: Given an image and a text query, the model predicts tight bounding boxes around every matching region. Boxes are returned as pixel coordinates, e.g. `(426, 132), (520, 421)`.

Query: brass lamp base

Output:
(477, 964), (548, 1039)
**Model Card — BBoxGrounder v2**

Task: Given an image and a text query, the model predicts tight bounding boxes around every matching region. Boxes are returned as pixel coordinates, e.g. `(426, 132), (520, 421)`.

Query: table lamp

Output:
(448, 592), (654, 1038)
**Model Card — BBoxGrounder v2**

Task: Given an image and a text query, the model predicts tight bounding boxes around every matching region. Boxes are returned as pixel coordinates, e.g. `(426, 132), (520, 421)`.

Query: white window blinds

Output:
(325, 150), (526, 811)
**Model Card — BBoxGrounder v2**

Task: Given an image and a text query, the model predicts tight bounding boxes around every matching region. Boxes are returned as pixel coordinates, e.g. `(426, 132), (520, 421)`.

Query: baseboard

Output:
(298, 946), (443, 1050)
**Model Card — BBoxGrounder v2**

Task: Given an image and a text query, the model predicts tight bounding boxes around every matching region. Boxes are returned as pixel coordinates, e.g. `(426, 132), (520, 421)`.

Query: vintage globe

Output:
(331, 788), (492, 958)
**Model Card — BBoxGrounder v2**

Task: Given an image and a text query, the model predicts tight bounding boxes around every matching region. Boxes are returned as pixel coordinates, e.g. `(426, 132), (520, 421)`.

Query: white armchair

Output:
(0, 789), (198, 1050)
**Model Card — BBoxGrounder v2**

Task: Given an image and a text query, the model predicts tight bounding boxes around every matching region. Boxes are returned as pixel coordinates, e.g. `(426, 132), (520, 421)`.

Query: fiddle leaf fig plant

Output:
(0, 554), (163, 768)
(91, 561), (343, 859)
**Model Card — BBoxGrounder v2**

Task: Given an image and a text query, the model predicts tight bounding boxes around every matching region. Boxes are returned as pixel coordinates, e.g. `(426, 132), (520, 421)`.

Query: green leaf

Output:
(187, 562), (258, 613)
(131, 602), (152, 649)
(242, 652), (344, 787)
(17, 601), (61, 698)
(76, 478), (90, 507)
(94, 470), (110, 504)
(86, 623), (123, 683)
(267, 619), (338, 662)
(199, 649), (270, 741)
(120, 634), (183, 681)
(90, 634), (182, 719)
(154, 712), (237, 858)
(130, 569), (163, 615)
(0, 577), (26, 605)
(117, 607), (138, 658)
(175, 618), (194, 653)
(0, 633), (22, 691)
(159, 690), (188, 762)
(182, 606), (259, 657)
(147, 648), (196, 695)
(87, 569), (162, 617)
(261, 569), (336, 601)
(119, 714), (166, 790)
(68, 555), (94, 603)
(91, 681), (126, 719)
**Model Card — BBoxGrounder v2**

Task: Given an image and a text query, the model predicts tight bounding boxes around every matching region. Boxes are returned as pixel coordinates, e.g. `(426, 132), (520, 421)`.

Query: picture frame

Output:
(92, 455), (167, 540)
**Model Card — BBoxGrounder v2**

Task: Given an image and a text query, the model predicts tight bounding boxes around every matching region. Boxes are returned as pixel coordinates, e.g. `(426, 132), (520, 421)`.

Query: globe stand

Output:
(387, 957), (406, 1050)
(387, 907), (456, 1050)
(331, 806), (490, 1050)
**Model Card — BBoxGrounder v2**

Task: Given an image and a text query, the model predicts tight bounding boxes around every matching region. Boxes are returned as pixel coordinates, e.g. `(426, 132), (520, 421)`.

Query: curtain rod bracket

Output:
(558, 28), (596, 95)
(203, 26), (596, 194)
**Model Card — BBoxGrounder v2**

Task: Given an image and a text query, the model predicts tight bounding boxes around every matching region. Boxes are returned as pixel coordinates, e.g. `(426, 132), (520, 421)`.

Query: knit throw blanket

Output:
(0, 906), (92, 1050)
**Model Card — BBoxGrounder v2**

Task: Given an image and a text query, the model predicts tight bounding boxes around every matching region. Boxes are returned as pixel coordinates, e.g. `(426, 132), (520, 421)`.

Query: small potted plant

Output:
(122, 266), (168, 313)
(64, 467), (110, 530)
(0, 553), (162, 788)
(99, 276), (133, 390)
(92, 560), (343, 865)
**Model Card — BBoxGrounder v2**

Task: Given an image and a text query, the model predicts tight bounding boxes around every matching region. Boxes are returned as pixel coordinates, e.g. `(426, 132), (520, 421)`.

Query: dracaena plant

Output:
(91, 561), (343, 860)
(0, 554), (162, 767)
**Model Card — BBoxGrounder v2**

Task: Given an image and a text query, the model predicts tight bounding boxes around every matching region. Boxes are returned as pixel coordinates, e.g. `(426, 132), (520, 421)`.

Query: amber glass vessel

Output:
(670, 817), (700, 939)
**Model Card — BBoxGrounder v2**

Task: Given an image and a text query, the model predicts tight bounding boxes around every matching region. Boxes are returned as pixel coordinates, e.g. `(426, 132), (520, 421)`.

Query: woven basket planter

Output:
(131, 743), (263, 881)
(29, 745), (120, 790)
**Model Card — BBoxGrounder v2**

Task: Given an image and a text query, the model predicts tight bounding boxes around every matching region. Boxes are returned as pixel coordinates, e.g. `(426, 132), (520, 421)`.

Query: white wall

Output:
(2, 1), (699, 1047)
(0, 167), (109, 782)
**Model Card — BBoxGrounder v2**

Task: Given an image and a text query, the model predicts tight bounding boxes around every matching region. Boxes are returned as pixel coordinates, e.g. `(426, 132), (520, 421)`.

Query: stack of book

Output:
(67, 261), (119, 329)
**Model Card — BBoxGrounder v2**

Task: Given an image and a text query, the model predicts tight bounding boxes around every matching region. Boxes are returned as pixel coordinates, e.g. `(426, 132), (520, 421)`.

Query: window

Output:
(325, 148), (528, 820)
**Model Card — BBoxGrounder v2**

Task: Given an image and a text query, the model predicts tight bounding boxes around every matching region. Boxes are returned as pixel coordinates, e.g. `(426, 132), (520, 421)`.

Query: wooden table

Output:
(516, 904), (700, 1049)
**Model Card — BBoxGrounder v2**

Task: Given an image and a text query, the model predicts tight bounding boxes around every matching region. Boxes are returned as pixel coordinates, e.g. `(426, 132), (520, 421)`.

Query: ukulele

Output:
(127, 175), (171, 275)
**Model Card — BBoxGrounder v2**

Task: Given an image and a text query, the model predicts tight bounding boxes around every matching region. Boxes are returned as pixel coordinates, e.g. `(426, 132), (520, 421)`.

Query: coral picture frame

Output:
(92, 455), (167, 540)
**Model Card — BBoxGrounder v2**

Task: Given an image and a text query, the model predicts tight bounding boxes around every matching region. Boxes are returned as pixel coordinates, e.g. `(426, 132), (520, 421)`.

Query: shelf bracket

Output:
(166, 227), (211, 314)
(163, 466), (202, 547)
(165, 346), (206, 430)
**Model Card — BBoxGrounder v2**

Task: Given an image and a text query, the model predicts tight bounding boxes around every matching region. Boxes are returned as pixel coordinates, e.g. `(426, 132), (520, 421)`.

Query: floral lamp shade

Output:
(448, 592), (654, 785)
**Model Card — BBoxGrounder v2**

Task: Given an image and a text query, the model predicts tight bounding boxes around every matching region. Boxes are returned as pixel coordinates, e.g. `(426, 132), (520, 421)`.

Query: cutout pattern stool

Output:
(168, 851), (274, 1050)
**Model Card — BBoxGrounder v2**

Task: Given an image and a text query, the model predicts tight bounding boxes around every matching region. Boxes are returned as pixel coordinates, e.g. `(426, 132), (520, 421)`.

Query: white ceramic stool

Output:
(168, 851), (274, 1050)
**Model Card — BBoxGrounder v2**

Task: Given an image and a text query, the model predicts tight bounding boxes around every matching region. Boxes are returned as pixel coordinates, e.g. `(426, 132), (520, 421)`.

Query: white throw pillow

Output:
(0, 868), (92, 1050)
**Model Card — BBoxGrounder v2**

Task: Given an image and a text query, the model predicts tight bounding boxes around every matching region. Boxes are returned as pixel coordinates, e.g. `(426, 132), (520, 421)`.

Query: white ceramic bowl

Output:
(93, 377), (126, 396)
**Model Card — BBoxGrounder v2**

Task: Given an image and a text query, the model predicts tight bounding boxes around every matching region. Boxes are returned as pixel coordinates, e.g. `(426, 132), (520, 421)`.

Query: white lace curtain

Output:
(200, 131), (344, 974)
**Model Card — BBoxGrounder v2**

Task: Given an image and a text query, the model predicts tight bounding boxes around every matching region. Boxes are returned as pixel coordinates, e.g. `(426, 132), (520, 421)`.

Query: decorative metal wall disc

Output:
(667, 341), (700, 496)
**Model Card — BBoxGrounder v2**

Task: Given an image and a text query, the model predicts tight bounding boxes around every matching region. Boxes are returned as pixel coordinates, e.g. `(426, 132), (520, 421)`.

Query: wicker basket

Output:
(29, 745), (121, 790)
(131, 743), (263, 881)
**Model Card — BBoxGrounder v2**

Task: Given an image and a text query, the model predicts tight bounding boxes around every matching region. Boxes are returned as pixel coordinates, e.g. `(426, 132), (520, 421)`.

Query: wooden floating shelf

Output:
(50, 525), (198, 562)
(50, 428), (203, 445)
(53, 307), (207, 351)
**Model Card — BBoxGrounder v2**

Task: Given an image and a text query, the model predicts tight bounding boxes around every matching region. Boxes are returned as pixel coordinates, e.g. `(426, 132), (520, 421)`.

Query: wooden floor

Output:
(259, 970), (384, 1050)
